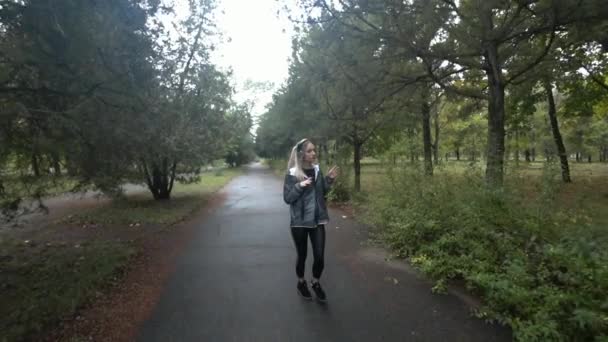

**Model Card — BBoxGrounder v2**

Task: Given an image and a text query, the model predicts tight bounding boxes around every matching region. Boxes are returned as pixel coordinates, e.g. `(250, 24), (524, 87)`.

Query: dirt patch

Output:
(44, 191), (227, 342)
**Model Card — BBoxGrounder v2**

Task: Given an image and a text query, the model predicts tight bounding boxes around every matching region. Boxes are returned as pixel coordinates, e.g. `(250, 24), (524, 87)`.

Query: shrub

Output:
(365, 163), (608, 341)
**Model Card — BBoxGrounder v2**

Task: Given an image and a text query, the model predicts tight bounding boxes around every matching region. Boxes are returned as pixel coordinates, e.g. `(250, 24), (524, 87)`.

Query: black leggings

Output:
(290, 225), (326, 279)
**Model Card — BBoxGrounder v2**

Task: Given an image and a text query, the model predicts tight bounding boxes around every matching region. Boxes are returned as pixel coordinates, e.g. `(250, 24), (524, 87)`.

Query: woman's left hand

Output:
(327, 166), (339, 179)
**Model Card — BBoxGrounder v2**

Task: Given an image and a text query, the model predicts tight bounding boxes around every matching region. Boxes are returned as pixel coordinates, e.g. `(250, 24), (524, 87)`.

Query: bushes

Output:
(365, 164), (608, 341)
(264, 159), (287, 176)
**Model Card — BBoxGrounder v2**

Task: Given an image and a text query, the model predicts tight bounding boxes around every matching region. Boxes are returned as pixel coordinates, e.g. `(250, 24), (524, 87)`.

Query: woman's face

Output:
(303, 142), (317, 164)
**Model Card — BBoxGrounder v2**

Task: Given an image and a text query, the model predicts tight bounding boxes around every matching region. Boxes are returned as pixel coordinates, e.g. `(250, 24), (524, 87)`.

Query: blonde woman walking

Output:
(283, 138), (339, 302)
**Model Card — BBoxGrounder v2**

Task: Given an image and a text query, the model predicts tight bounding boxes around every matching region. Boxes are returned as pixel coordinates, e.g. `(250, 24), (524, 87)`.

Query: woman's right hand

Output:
(299, 178), (313, 188)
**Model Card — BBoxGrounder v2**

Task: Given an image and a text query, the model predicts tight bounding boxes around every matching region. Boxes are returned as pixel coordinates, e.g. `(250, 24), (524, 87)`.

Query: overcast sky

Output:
(167, 0), (297, 127)
(210, 0), (297, 122)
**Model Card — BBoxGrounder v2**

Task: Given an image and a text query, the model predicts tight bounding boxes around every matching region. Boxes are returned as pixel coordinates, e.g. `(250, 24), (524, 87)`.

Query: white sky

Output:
(211, 0), (296, 117)
(165, 0), (299, 128)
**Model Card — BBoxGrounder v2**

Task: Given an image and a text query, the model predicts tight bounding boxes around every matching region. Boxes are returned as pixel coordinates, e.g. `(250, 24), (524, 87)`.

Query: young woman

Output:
(283, 138), (339, 301)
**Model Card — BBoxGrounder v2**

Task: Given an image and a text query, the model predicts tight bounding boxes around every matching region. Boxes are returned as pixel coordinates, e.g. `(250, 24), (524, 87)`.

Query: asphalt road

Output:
(137, 163), (511, 342)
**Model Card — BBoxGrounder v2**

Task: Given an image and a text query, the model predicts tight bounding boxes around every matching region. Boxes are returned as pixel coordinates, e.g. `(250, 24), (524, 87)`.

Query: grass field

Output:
(63, 167), (243, 226)
(354, 159), (608, 340)
(0, 167), (243, 342)
(357, 160), (608, 229)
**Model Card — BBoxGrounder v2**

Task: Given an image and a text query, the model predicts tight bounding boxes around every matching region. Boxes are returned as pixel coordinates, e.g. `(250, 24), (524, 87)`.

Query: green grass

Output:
(63, 167), (243, 226)
(0, 238), (134, 342)
(358, 161), (608, 227)
(262, 158), (287, 176)
(355, 160), (608, 340)
(0, 167), (243, 341)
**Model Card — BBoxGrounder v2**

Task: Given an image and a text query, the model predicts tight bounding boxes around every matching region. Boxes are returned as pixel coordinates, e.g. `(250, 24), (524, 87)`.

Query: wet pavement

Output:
(137, 163), (511, 341)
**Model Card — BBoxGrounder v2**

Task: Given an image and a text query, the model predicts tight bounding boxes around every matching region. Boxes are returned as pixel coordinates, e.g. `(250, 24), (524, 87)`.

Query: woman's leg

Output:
(290, 227), (308, 279)
(309, 225), (326, 279)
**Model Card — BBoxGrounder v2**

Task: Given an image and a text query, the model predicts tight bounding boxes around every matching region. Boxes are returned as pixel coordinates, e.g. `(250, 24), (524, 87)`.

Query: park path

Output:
(137, 163), (511, 342)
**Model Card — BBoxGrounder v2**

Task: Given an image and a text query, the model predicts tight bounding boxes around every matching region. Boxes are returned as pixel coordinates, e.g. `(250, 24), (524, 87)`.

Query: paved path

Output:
(138, 163), (511, 341)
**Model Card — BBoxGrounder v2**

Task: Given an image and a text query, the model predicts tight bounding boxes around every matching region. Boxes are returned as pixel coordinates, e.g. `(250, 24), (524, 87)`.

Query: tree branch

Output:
(505, 27), (556, 86)
(583, 66), (608, 92)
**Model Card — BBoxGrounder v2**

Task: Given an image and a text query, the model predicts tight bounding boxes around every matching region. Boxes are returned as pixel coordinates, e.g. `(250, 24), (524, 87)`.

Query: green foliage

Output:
(264, 159), (288, 176)
(324, 143), (353, 202)
(224, 105), (256, 167)
(0, 239), (134, 342)
(0, 0), (250, 213)
(365, 162), (608, 340)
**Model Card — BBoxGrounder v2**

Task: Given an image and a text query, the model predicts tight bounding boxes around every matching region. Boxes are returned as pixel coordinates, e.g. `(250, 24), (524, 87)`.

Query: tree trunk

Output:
(322, 143), (329, 163)
(433, 102), (440, 165)
(353, 141), (362, 192)
(455, 148), (460, 161)
(142, 158), (177, 200)
(31, 153), (40, 177)
(480, 13), (507, 186)
(51, 153), (61, 176)
(485, 79), (505, 184)
(421, 90), (433, 176)
(514, 131), (520, 166)
(544, 81), (571, 183)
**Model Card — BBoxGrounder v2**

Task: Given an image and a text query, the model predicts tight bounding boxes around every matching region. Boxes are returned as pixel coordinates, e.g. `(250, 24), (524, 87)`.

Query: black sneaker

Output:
(311, 281), (327, 302)
(297, 281), (312, 300)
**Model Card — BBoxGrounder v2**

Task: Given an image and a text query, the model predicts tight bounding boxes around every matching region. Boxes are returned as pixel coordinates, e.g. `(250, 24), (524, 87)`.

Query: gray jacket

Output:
(283, 164), (334, 228)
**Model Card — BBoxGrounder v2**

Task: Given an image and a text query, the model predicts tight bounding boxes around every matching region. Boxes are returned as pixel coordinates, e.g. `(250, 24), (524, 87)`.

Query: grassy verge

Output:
(263, 159), (286, 176)
(63, 167), (243, 226)
(0, 239), (134, 342)
(355, 161), (608, 341)
(0, 167), (243, 342)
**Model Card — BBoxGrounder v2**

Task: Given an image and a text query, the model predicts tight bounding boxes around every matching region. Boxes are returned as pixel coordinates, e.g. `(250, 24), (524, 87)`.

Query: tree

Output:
(0, 0), (161, 209)
(299, 0), (608, 186)
(298, 16), (413, 191)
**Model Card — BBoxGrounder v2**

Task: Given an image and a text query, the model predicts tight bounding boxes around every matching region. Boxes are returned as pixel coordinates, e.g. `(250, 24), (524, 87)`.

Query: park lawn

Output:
(0, 239), (134, 342)
(62, 167), (243, 226)
(0, 167), (243, 342)
(355, 161), (608, 339)
(359, 161), (608, 230)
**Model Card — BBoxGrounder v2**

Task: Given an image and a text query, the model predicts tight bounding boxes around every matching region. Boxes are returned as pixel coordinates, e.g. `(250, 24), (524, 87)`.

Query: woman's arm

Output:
(322, 170), (335, 196)
(283, 174), (304, 204)
(322, 165), (339, 196)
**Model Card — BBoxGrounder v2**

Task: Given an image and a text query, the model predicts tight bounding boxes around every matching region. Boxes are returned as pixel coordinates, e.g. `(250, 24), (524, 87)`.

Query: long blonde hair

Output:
(287, 138), (311, 181)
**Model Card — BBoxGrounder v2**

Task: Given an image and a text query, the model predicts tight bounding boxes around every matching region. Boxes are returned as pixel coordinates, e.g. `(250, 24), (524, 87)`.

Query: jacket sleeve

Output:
(283, 173), (304, 204)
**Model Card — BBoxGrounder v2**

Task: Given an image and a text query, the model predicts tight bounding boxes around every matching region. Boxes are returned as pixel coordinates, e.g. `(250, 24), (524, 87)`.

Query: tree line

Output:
(0, 0), (254, 217)
(256, 0), (608, 190)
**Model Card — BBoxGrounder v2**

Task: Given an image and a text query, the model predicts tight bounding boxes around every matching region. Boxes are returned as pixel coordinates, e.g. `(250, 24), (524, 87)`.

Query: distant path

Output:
(137, 163), (511, 341)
